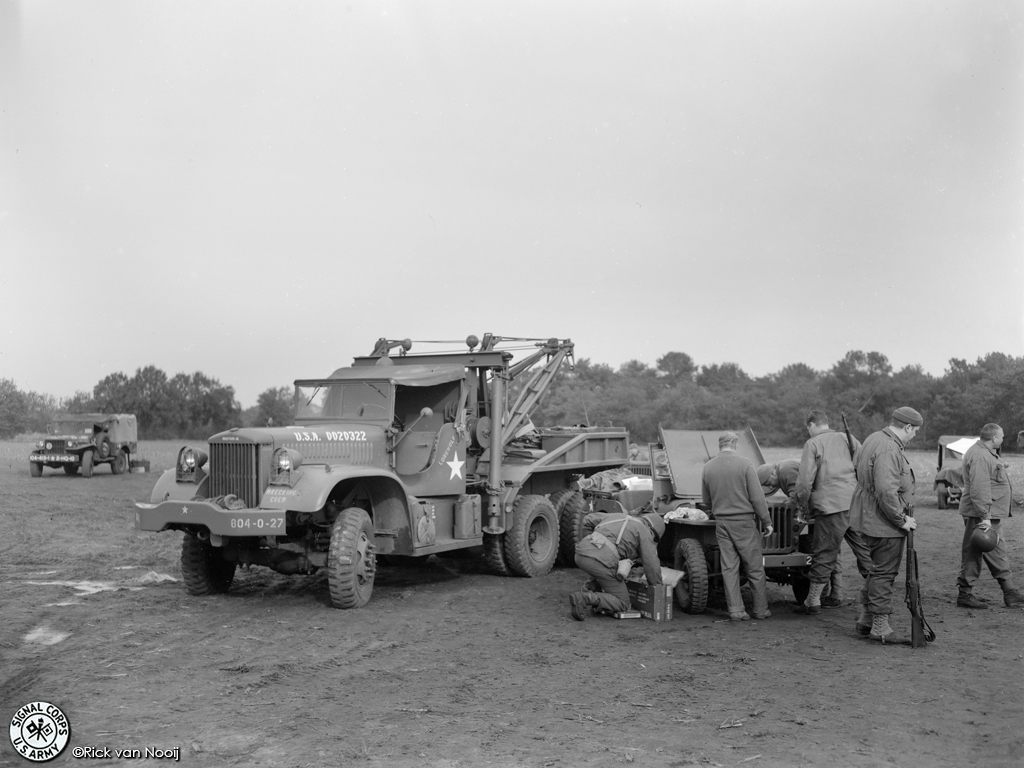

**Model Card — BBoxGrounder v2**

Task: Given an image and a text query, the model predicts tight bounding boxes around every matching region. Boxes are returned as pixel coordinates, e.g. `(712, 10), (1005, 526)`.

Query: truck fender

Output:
(149, 468), (209, 503)
(262, 466), (410, 515)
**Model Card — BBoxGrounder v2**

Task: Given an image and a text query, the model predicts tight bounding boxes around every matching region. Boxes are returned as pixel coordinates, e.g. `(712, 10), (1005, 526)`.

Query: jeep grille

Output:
(209, 443), (264, 508)
(45, 440), (68, 453)
(763, 502), (799, 553)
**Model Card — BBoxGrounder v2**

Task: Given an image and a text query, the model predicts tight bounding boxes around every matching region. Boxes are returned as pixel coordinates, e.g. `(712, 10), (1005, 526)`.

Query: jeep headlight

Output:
(176, 446), (208, 483)
(270, 448), (303, 486)
(37, 440), (45, 449)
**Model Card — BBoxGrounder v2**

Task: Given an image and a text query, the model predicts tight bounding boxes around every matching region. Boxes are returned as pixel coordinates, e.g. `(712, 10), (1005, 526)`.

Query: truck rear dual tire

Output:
(503, 495), (559, 577)
(551, 490), (587, 566)
(328, 507), (376, 609)
(181, 533), (236, 595)
(111, 450), (128, 475)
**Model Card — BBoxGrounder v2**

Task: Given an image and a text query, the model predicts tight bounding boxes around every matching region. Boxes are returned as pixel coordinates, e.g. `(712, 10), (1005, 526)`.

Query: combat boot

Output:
(957, 590), (988, 610)
(855, 608), (872, 636)
(569, 591), (599, 621)
(868, 614), (908, 644)
(1003, 588), (1024, 609)
(821, 595), (843, 608)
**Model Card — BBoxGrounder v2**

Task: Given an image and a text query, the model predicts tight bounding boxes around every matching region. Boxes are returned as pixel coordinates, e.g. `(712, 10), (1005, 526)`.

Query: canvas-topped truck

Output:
(135, 335), (629, 608)
(30, 413), (138, 478)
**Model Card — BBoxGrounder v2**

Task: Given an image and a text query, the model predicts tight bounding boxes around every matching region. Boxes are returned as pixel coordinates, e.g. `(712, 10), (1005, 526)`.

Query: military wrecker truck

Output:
(135, 335), (629, 608)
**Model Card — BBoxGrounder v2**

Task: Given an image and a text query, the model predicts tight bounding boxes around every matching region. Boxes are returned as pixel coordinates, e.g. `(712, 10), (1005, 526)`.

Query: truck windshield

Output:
(48, 421), (97, 436)
(294, 381), (392, 421)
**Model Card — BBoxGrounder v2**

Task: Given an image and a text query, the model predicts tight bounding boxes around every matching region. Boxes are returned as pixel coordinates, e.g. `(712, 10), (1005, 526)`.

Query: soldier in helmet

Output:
(569, 509), (665, 620)
(956, 423), (1024, 610)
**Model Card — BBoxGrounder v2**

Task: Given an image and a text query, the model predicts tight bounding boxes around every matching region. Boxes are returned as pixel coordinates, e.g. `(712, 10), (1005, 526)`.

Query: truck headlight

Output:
(37, 440), (45, 449)
(176, 446), (208, 483)
(270, 448), (303, 486)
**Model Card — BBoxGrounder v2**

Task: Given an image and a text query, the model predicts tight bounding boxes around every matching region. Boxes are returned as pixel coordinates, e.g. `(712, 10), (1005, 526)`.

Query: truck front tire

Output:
(328, 508), (376, 609)
(181, 533), (236, 595)
(82, 450), (94, 478)
(30, 461), (42, 478)
(503, 495), (559, 577)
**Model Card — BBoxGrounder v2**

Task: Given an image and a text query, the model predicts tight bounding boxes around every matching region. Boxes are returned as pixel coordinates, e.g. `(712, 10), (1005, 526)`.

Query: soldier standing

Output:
(702, 432), (774, 621)
(849, 407), (921, 643)
(793, 410), (873, 614)
(955, 423), (1024, 609)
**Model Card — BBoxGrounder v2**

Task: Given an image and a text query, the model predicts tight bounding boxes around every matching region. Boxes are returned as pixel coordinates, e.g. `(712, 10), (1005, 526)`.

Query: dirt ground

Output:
(2, 440), (1023, 768)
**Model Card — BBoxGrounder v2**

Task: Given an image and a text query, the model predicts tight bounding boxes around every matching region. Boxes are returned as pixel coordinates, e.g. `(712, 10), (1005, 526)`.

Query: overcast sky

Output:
(2, 1), (1021, 408)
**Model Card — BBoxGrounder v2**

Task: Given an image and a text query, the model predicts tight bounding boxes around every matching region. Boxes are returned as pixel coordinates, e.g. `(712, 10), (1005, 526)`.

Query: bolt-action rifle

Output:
(841, 411), (857, 468)
(905, 525), (936, 648)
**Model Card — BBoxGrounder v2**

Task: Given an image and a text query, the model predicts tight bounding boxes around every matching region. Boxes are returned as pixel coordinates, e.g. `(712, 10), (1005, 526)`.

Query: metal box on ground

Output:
(626, 580), (673, 622)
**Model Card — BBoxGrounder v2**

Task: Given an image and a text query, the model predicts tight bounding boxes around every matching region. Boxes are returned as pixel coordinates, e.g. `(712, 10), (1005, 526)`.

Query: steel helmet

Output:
(971, 525), (999, 553)
(641, 512), (666, 542)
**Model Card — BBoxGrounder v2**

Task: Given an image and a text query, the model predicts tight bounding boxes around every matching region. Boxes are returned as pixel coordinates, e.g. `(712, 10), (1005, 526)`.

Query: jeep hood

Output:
(657, 426), (766, 499)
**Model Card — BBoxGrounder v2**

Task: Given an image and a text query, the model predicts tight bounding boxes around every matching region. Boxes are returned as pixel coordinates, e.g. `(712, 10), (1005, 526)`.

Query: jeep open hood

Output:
(314, 363), (466, 387)
(657, 425), (766, 499)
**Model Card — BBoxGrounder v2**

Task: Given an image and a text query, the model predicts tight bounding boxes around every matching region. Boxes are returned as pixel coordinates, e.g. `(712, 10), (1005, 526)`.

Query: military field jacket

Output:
(701, 451), (771, 528)
(958, 442), (1013, 520)
(795, 429), (861, 515)
(849, 428), (914, 538)
(579, 512), (663, 585)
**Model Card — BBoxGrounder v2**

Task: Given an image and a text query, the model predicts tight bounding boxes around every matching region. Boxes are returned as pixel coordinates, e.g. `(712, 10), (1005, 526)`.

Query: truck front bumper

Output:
(134, 500), (286, 536)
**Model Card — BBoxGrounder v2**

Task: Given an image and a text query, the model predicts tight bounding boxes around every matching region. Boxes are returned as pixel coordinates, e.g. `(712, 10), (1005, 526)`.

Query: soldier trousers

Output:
(715, 518), (769, 616)
(860, 534), (904, 616)
(957, 517), (1012, 591)
(808, 509), (873, 587)
(574, 554), (632, 614)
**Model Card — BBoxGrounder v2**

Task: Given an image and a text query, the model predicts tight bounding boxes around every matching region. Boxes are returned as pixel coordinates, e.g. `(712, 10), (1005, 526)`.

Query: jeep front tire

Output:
(30, 461), (42, 478)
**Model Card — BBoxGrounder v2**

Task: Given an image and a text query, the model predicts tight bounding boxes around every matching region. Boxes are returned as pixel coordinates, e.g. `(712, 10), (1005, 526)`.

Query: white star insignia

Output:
(182, 506), (189, 515)
(446, 452), (465, 480)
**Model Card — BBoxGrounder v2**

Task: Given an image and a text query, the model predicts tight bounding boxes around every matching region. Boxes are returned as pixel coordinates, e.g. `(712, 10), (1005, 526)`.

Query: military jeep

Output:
(582, 425), (811, 614)
(30, 414), (138, 478)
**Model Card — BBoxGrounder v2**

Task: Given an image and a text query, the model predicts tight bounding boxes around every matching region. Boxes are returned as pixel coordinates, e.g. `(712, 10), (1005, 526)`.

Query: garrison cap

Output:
(891, 406), (923, 427)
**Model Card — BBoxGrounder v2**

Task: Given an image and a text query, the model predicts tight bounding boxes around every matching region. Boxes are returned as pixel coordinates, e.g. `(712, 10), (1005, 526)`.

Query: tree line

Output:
(1, 351), (1021, 448)
(531, 350), (1024, 451)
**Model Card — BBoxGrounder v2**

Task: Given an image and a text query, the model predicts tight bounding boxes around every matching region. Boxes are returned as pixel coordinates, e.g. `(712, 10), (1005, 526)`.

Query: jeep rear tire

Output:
(111, 450), (128, 475)
(552, 490), (587, 566)
(181, 533), (236, 594)
(30, 461), (42, 478)
(64, 464), (78, 476)
(672, 538), (709, 614)
(503, 495), (558, 577)
(82, 450), (94, 478)
(328, 507), (376, 609)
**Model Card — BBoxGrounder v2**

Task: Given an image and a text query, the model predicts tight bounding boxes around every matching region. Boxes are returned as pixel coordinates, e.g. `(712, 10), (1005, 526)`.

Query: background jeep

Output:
(30, 413), (138, 478)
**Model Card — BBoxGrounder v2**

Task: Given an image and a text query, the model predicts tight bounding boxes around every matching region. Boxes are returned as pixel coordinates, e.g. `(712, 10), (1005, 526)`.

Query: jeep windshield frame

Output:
(293, 380), (394, 423)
